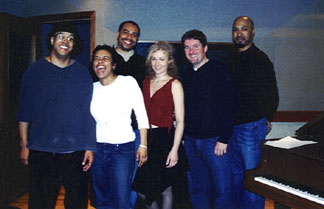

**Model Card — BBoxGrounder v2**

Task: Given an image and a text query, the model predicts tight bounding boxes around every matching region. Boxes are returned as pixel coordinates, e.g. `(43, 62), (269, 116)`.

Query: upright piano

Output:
(244, 113), (324, 209)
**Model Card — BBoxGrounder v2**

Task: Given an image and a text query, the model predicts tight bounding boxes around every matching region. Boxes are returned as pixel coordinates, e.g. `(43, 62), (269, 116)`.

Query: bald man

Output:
(226, 16), (279, 209)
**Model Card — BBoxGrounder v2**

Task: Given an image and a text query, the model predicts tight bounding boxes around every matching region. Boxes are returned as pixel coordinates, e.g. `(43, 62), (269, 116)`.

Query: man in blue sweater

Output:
(181, 30), (237, 209)
(17, 21), (96, 209)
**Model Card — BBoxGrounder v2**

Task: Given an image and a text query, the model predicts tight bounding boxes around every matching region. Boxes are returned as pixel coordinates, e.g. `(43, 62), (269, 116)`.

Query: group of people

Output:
(17, 16), (279, 209)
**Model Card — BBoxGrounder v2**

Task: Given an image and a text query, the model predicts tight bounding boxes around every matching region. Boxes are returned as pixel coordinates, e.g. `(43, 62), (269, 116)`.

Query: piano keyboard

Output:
(254, 176), (324, 205)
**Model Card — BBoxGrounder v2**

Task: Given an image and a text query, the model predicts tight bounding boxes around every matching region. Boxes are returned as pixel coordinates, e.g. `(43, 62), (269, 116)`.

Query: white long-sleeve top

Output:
(90, 75), (149, 144)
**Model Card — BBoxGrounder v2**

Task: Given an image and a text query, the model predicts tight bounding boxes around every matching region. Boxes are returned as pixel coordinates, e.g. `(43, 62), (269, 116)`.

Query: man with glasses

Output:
(17, 21), (96, 209)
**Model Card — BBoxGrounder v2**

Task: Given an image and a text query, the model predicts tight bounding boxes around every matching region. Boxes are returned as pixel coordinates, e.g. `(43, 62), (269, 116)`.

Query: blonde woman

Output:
(133, 41), (187, 209)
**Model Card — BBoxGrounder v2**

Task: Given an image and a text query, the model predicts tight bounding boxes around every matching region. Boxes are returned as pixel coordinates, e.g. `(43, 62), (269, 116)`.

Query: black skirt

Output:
(132, 127), (188, 205)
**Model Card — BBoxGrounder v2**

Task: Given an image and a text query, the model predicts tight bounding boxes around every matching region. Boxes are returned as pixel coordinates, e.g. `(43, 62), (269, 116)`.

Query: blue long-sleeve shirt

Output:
(182, 60), (237, 144)
(17, 58), (96, 152)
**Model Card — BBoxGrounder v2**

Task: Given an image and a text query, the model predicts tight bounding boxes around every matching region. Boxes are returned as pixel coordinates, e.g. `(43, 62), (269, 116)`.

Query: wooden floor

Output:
(8, 186), (275, 209)
(8, 186), (95, 209)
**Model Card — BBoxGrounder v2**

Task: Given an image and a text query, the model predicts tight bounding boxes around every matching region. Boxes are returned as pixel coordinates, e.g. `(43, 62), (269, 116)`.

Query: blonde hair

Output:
(145, 41), (178, 78)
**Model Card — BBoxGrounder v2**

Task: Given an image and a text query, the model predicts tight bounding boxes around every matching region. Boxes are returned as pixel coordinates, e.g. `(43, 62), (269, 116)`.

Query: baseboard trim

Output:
(272, 111), (322, 122)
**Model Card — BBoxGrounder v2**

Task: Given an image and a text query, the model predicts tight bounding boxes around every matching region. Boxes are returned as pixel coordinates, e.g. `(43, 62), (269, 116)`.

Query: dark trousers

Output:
(28, 150), (89, 209)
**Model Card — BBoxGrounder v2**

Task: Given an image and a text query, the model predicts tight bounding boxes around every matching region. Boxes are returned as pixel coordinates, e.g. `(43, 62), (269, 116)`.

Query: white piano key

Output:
(254, 176), (324, 205)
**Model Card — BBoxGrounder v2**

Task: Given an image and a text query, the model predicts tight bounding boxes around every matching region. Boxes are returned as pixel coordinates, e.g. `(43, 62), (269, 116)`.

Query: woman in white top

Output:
(90, 45), (149, 209)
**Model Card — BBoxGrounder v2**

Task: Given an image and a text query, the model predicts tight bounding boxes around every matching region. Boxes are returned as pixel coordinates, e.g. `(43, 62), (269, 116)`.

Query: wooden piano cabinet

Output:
(245, 170), (324, 209)
(244, 141), (324, 209)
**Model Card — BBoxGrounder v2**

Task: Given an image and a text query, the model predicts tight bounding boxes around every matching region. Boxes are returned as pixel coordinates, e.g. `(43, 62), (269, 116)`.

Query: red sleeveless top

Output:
(142, 76), (175, 130)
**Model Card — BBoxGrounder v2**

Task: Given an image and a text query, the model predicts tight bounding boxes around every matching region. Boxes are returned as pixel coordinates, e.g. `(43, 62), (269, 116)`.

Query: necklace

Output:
(154, 76), (168, 84)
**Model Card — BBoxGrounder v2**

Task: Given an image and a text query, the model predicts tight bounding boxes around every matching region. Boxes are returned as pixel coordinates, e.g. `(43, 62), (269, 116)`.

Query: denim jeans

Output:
(184, 135), (233, 209)
(230, 117), (268, 209)
(92, 142), (135, 209)
(28, 150), (89, 209)
(130, 130), (140, 209)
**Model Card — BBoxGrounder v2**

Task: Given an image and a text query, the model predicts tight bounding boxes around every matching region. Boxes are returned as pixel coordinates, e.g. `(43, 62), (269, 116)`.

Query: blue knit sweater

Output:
(17, 58), (96, 152)
(182, 60), (237, 144)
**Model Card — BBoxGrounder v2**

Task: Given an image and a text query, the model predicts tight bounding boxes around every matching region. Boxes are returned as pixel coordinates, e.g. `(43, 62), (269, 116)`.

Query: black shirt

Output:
(182, 60), (237, 143)
(225, 44), (279, 124)
(113, 49), (146, 130)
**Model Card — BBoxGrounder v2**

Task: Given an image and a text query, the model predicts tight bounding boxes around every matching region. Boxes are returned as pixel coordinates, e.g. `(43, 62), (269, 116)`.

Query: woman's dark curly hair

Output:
(91, 44), (117, 67)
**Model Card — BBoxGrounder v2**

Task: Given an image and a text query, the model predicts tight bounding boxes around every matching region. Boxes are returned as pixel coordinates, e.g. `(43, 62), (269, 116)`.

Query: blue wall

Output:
(1, 0), (324, 111)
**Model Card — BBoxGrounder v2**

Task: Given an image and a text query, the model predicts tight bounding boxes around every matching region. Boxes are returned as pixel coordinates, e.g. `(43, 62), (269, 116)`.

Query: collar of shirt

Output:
(114, 46), (135, 62)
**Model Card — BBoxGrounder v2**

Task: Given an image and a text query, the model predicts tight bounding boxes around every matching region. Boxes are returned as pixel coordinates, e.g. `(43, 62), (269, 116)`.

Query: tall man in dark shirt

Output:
(17, 21), (96, 209)
(113, 20), (146, 209)
(181, 30), (237, 209)
(226, 16), (279, 209)
(114, 20), (146, 89)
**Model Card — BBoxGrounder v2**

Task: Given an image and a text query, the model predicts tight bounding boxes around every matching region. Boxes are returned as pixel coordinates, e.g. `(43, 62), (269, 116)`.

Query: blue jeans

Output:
(130, 130), (140, 209)
(184, 135), (233, 209)
(92, 142), (135, 209)
(230, 117), (268, 209)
